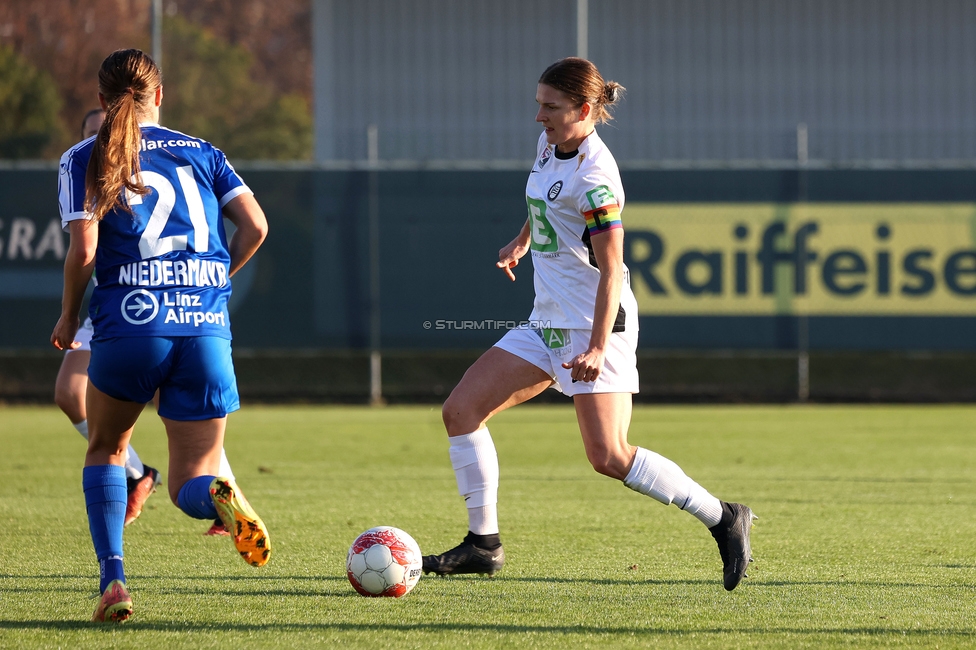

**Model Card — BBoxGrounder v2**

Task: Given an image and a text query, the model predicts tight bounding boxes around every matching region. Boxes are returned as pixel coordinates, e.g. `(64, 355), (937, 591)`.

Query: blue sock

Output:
(83, 465), (127, 592)
(100, 557), (125, 591)
(177, 475), (218, 520)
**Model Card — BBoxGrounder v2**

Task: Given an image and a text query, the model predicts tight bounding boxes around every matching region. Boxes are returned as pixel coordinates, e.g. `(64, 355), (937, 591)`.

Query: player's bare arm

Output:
(52, 220), (98, 351)
(561, 227), (624, 382)
(223, 193), (268, 277)
(496, 218), (532, 281)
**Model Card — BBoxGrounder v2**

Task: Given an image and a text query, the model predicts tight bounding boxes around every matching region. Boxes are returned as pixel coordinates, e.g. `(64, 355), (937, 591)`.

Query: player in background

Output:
(52, 49), (271, 623)
(80, 108), (106, 140)
(54, 108), (234, 536)
(423, 58), (757, 591)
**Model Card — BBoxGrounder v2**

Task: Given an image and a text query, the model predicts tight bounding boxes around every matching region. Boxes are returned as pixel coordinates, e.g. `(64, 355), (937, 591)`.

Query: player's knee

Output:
(83, 435), (127, 468)
(441, 398), (463, 434)
(585, 448), (628, 480)
(168, 482), (182, 506)
(441, 393), (477, 436)
(587, 455), (615, 478)
(441, 396), (483, 437)
(52, 386), (71, 414)
(53, 383), (84, 422)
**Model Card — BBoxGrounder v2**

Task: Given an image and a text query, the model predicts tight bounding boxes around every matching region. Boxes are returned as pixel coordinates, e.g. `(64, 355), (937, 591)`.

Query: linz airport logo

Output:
(538, 147), (552, 169)
(548, 181), (563, 201)
(121, 289), (159, 325)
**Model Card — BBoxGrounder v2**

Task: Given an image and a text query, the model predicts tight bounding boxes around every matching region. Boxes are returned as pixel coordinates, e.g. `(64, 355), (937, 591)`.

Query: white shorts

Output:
(494, 326), (639, 396)
(68, 317), (94, 353)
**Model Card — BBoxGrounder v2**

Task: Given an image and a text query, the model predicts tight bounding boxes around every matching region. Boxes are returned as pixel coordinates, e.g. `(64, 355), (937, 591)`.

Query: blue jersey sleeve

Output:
(211, 147), (251, 208)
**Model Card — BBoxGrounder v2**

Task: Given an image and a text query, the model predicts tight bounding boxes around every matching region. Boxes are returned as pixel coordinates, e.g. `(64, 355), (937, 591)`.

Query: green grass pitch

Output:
(1, 404), (975, 648)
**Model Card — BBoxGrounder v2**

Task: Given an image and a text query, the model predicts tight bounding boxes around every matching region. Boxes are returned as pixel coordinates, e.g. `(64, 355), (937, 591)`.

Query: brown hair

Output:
(538, 57), (624, 124)
(84, 49), (162, 222)
(80, 108), (105, 140)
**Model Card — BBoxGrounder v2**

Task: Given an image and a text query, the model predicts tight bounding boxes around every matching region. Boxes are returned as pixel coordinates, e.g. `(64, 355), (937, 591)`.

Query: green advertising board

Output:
(2, 168), (975, 351)
(624, 203), (976, 315)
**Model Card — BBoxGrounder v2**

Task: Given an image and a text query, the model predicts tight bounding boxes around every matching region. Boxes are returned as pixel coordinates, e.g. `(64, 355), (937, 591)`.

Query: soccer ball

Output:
(346, 526), (423, 597)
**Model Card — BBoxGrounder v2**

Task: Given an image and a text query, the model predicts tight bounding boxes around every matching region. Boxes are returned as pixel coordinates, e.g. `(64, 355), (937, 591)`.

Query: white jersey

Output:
(525, 130), (638, 331)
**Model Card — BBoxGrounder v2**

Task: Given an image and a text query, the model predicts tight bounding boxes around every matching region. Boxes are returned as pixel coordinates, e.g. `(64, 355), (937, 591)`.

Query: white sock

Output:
(124, 444), (144, 480)
(218, 448), (235, 480)
(467, 506), (496, 536)
(73, 419), (145, 480)
(449, 428), (499, 535)
(624, 447), (723, 528)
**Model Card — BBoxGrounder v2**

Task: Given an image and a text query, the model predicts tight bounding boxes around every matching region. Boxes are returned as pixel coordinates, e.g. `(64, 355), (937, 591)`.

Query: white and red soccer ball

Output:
(346, 526), (423, 597)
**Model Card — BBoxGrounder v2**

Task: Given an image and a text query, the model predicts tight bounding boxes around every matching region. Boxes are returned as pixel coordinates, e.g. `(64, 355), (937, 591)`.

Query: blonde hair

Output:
(84, 49), (162, 222)
(539, 57), (624, 124)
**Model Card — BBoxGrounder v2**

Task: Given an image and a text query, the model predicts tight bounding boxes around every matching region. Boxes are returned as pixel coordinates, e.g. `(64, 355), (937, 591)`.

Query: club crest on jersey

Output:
(538, 146), (552, 169)
(548, 181), (563, 201)
(121, 289), (159, 325)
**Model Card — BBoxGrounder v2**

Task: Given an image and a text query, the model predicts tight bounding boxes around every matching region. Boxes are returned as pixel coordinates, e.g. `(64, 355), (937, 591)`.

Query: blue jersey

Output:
(58, 124), (251, 339)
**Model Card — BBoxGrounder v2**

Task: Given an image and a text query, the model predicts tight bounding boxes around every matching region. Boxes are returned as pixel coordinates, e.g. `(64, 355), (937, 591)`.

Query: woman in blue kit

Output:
(51, 49), (270, 623)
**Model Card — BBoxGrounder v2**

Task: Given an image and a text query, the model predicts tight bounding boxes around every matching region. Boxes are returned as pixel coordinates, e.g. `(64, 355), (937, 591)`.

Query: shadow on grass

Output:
(939, 564), (976, 569)
(427, 575), (964, 590)
(2, 574), (965, 590)
(765, 476), (976, 484)
(0, 574), (91, 580)
(426, 470), (976, 486)
(0, 574), (341, 581)
(0, 586), (94, 595)
(0, 619), (973, 638)
(152, 587), (358, 597)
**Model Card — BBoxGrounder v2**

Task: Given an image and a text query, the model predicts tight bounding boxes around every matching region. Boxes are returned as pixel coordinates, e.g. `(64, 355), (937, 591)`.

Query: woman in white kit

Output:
(422, 57), (756, 591)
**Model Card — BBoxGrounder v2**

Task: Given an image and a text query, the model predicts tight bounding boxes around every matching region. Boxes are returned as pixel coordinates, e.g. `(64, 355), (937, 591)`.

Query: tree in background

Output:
(163, 15), (311, 160)
(0, 0), (312, 159)
(174, 0), (310, 105)
(0, 0), (154, 156)
(0, 45), (66, 158)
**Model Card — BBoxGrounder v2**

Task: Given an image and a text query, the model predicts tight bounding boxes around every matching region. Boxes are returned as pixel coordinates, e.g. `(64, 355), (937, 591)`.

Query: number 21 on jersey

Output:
(527, 197), (558, 253)
(128, 165), (209, 260)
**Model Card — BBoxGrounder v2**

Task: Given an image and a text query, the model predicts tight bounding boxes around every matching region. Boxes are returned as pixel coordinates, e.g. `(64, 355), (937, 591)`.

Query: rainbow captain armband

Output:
(584, 203), (622, 235)
(584, 185), (622, 235)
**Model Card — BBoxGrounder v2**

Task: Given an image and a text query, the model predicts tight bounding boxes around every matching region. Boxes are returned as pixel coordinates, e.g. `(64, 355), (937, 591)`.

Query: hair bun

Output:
(604, 83), (619, 104)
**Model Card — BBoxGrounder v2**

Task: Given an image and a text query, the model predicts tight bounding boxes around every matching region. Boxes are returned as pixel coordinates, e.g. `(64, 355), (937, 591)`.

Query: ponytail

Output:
(84, 50), (161, 222)
(603, 81), (624, 108)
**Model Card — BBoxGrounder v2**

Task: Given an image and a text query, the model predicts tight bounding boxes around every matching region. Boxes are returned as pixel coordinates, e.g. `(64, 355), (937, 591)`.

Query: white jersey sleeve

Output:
(58, 137), (97, 231)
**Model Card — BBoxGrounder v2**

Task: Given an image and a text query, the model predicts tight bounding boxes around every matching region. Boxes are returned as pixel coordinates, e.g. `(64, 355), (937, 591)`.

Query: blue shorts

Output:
(89, 336), (240, 421)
